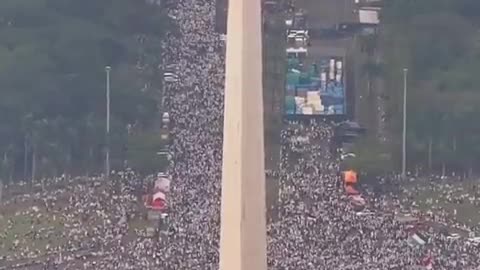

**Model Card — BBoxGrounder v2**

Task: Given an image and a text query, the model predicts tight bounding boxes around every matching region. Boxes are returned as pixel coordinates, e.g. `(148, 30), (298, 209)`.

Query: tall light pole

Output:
(401, 68), (408, 178)
(105, 66), (111, 180)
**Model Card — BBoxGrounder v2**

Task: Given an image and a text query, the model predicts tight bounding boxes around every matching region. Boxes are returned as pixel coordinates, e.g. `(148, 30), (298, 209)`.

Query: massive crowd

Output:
(1, 0), (480, 269)
(155, 0), (480, 268)
(0, 172), (161, 269)
(269, 121), (480, 269)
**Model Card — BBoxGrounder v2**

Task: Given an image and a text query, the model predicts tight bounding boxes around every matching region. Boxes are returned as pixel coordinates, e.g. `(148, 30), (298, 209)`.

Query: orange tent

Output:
(343, 170), (358, 185)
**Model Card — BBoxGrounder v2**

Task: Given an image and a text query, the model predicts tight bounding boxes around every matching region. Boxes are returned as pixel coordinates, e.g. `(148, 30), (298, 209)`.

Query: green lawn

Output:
(401, 179), (480, 227)
(0, 207), (66, 257)
(0, 182), (149, 260)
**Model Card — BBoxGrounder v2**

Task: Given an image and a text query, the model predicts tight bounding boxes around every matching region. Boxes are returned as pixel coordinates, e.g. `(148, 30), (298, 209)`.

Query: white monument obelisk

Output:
(219, 0), (267, 269)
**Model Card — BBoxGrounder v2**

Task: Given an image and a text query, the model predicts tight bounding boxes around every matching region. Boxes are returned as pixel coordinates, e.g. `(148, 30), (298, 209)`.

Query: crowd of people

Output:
(0, 172), (164, 269)
(268, 121), (480, 269)
(157, 0), (480, 268)
(1, 0), (480, 269)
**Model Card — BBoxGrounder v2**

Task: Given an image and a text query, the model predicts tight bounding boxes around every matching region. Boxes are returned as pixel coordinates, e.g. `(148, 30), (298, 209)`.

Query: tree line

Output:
(0, 0), (171, 184)
(380, 0), (480, 175)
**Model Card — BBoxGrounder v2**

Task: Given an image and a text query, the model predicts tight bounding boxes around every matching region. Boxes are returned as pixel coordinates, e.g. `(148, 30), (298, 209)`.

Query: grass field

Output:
(0, 180), (151, 265)
(0, 202), (67, 258)
(401, 179), (480, 228)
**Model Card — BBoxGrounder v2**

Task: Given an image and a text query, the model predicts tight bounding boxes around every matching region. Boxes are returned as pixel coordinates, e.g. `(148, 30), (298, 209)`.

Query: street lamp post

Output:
(401, 68), (408, 178)
(105, 66), (111, 181)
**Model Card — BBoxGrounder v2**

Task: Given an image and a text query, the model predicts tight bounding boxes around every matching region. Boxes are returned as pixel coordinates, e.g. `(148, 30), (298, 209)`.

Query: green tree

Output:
(343, 138), (393, 177)
(382, 0), (480, 174)
(0, 0), (170, 181)
(126, 133), (169, 175)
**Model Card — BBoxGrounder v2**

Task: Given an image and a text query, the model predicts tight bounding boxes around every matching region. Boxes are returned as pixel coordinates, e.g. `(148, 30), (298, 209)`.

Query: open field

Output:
(0, 179), (152, 267)
(0, 208), (65, 253)
(401, 179), (480, 228)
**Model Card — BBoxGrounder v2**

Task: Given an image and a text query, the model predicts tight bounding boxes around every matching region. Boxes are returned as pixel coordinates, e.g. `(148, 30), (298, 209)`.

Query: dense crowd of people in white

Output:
(1, 0), (480, 269)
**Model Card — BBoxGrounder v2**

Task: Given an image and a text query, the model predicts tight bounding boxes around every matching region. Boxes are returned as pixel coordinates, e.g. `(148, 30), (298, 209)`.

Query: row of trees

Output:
(380, 0), (480, 175)
(0, 0), (171, 184)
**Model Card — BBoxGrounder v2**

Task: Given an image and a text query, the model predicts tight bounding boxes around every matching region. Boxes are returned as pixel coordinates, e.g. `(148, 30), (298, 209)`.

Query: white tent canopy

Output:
(153, 191), (166, 202)
(155, 177), (171, 193)
(359, 9), (379, 25)
(286, 47), (308, 53)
